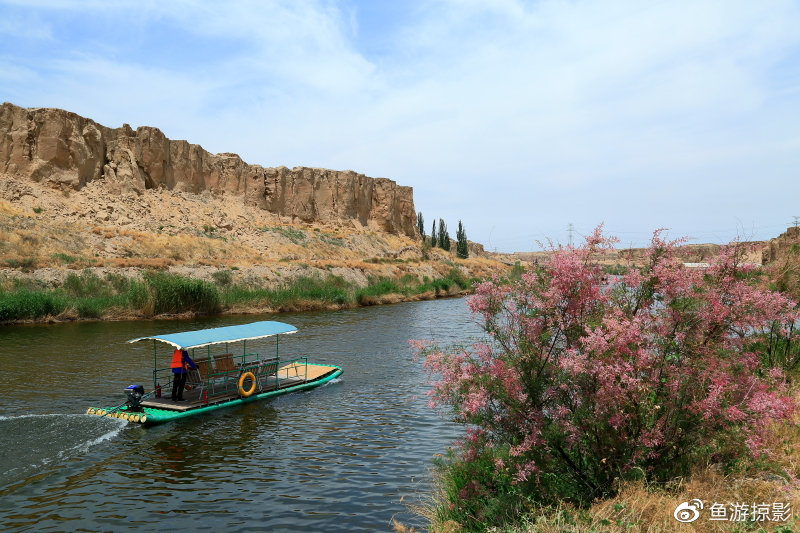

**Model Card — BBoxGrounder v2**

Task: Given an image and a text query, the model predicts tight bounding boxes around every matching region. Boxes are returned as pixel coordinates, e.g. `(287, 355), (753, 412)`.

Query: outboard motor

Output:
(125, 384), (145, 412)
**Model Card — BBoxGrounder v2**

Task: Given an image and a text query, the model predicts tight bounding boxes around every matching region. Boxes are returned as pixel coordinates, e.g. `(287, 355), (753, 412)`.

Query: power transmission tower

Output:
(567, 223), (574, 247)
(792, 216), (800, 229)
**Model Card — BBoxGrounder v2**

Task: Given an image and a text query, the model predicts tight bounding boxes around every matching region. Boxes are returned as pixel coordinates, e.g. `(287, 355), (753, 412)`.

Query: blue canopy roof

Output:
(127, 321), (297, 349)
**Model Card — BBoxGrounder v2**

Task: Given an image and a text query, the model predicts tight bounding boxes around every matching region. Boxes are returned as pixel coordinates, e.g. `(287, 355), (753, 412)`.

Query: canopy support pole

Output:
(153, 340), (157, 390)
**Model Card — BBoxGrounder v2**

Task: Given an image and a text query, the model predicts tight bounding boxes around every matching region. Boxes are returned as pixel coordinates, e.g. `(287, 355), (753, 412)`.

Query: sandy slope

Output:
(0, 175), (506, 290)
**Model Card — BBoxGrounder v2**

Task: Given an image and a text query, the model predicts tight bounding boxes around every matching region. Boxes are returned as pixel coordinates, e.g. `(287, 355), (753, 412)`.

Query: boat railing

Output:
(151, 354), (309, 401)
(274, 356), (308, 383)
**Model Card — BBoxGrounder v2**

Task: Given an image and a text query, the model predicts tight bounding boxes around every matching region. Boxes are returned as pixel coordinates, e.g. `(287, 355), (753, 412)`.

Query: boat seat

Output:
(186, 358), (209, 386)
(214, 354), (237, 373)
(187, 358), (230, 397)
(255, 358), (280, 389)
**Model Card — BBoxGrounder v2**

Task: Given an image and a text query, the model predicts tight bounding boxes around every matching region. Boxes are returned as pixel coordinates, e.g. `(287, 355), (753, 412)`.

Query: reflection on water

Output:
(0, 297), (481, 531)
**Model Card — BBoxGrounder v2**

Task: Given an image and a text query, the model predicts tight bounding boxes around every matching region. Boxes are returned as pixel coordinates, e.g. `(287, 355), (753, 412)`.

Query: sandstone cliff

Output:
(0, 102), (417, 236)
(762, 227), (799, 264)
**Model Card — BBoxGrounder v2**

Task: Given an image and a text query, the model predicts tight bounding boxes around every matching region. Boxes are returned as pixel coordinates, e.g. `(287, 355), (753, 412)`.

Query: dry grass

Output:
(0, 199), (26, 216)
(98, 257), (173, 269)
(0, 175), (511, 289)
(509, 471), (800, 533)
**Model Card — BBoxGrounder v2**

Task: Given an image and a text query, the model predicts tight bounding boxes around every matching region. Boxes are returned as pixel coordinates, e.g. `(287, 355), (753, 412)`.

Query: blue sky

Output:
(2, 0), (800, 252)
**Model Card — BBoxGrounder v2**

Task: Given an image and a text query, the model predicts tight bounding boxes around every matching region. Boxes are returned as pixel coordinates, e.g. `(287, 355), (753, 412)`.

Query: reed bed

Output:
(0, 268), (475, 322)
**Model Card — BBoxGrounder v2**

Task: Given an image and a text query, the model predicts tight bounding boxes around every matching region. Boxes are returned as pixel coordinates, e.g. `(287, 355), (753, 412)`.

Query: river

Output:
(0, 297), (483, 532)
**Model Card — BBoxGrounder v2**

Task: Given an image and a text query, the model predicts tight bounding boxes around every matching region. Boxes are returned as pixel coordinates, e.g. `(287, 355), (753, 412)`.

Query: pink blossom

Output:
(413, 225), (799, 501)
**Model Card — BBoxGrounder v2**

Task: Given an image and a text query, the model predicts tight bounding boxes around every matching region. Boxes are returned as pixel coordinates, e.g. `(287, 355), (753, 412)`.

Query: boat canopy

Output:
(127, 321), (297, 349)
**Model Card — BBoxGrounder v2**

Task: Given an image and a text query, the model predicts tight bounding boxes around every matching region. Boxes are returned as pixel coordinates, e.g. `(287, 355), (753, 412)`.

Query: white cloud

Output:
(2, 0), (800, 250)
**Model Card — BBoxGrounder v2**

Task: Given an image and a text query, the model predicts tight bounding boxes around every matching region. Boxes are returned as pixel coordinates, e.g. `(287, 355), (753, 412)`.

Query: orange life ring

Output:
(238, 371), (256, 397)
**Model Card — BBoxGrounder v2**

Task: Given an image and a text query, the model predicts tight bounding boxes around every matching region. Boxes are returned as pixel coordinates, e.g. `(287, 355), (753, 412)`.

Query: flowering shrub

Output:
(414, 227), (799, 508)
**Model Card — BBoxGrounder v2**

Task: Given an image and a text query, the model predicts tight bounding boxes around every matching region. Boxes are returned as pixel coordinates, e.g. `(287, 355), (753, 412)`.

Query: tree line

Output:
(417, 212), (468, 258)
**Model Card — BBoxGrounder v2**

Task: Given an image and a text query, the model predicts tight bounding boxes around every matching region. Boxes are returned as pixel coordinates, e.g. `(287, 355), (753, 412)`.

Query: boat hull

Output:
(87, 365), (342, 426)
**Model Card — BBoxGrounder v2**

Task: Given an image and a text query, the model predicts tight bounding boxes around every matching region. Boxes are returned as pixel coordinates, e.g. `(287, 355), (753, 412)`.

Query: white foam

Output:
(313, 377), (343, 390)
(0, 414), (126, 482)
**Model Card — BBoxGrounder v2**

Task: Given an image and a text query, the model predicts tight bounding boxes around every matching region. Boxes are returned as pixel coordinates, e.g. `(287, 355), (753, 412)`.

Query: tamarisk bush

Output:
(414, 226), (799, 507)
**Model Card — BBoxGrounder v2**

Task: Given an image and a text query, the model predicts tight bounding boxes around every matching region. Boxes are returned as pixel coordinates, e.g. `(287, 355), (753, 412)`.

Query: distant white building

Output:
(683, 262), (761, 269)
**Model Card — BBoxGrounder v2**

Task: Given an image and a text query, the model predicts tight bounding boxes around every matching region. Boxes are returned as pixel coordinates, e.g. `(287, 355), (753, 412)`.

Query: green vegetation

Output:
(142, 271), (221, 315)
(421, 239), (432, 260)
(0, 289), (68, 321)
(211, 269), (233, 286)
(261, 226), (306, 244)
(51, 252), (79, 264)
(4, 258), (36, 271)
(602, 263), (629, 275)
(319, 234), (345, 247)
(417, 211), (425, 240)
(200, 224), (227, 241)
(438, 219), (451, 251)
(0, 267), (477, 322)
(456, 220), (468, 259)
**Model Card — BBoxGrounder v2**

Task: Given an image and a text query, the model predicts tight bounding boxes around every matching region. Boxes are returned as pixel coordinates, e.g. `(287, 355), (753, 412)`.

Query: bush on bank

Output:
(413, 227), (800, 531)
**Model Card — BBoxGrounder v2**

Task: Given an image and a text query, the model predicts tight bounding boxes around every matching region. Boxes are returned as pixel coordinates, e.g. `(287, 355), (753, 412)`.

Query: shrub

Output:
(421, 239), (431, 260)
(5, 258), (36, 272)
(320, 234), (344, 247)
(142, 271), (221, 315)
(446, 267), (469, 289)
(212, 269), (233, 286)
(51, 253), (78, 264)
(413, 226), (799, 513)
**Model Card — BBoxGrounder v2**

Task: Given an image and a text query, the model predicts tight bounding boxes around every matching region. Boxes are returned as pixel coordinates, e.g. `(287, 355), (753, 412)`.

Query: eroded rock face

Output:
(0, 102), (417, 236)
(762, 227), (799, 264)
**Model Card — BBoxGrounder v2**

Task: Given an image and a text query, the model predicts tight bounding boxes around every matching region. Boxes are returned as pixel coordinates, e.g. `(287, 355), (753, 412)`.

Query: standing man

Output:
(171, 348), (198, 402)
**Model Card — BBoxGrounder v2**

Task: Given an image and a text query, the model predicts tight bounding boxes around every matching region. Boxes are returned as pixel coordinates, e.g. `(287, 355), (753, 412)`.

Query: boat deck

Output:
(141, 362), (336, 412)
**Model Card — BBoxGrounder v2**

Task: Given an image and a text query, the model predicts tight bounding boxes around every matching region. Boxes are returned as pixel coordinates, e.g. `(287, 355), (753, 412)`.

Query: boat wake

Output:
(0, 414), (126, 487)
(318, 376), (343, 388)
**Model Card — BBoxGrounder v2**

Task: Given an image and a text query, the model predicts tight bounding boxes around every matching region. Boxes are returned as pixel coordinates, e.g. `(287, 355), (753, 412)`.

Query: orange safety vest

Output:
(170, 348), (186, 370)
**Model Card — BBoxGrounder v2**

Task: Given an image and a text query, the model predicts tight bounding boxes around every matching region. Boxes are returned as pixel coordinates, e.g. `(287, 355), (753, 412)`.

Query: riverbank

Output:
(0, 265), (479, 324)
(0, 174), (511, 324)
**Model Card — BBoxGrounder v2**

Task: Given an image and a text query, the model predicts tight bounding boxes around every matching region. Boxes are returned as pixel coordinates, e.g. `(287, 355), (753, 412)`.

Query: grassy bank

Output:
(0, 268), (474, 323)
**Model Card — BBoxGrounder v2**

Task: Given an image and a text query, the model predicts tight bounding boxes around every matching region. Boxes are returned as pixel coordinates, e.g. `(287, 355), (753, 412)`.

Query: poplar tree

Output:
(438, 219), (451, 251)
(456, 220), (469, 258)
(417, 212), (425, 240)
(430, 220), (437, 248)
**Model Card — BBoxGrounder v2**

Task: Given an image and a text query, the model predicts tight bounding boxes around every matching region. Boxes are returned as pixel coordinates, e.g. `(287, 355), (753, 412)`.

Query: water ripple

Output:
(0, 298), (476, 531)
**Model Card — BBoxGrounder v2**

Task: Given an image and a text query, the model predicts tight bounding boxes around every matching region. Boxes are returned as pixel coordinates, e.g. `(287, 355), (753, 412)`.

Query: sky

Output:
(2, 0), (799, 252)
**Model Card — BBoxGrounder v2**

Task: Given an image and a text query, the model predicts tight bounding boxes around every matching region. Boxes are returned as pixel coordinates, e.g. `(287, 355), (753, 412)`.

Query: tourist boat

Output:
(85, 321), (342, 426)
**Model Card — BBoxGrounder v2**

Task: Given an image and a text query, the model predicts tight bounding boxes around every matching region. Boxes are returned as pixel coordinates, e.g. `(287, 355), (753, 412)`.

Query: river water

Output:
(0, 297), (483, 532)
